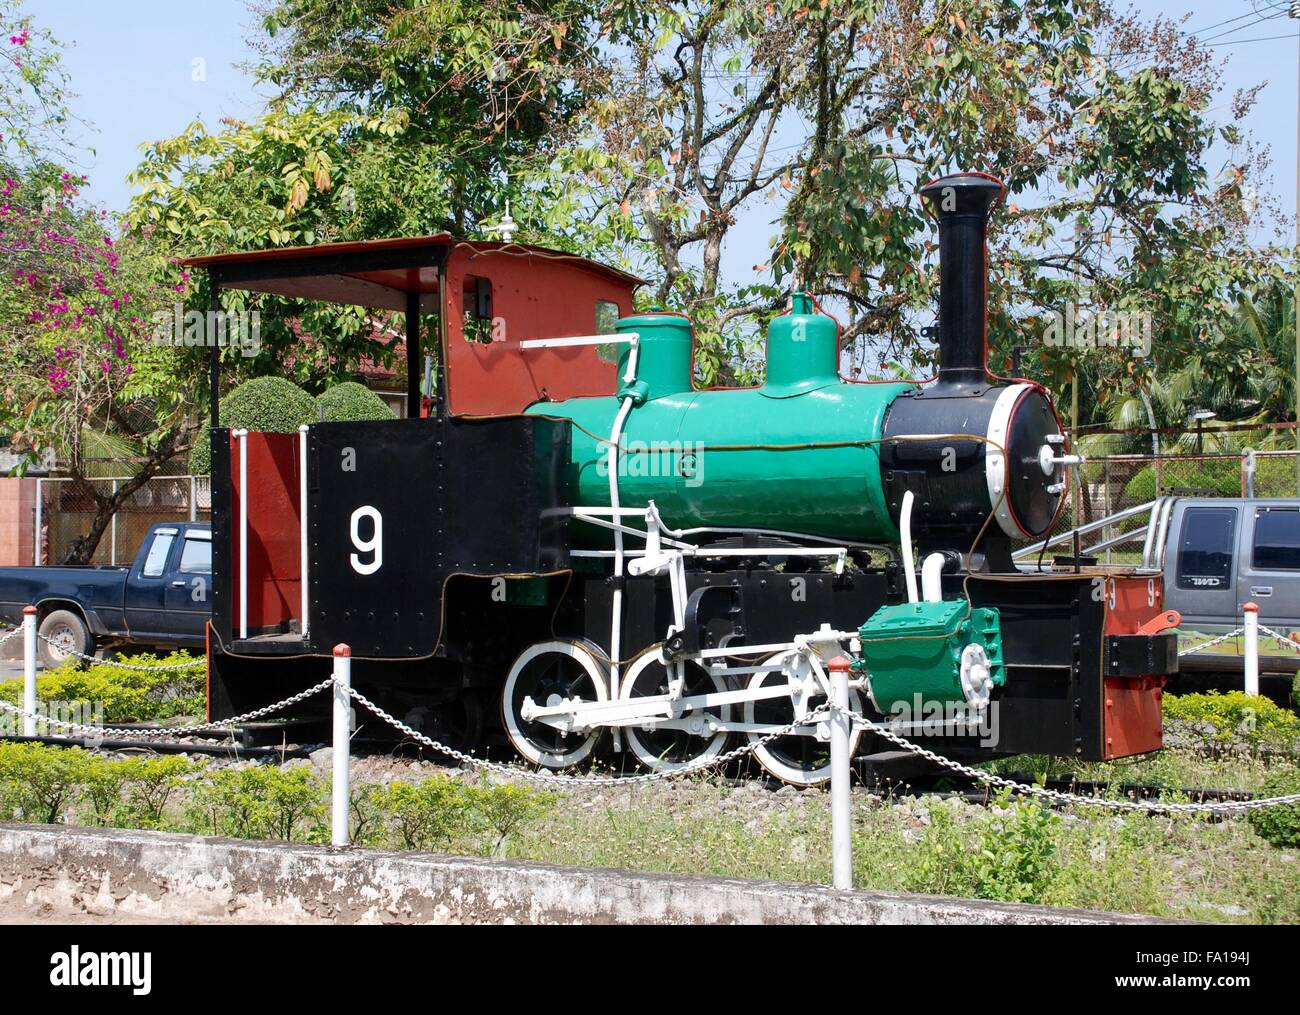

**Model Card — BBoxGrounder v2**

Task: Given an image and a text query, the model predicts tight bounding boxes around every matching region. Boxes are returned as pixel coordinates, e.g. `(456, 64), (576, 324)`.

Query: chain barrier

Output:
(34, 631), (204, 671)
(826, 701), (1300, 815)
(0, 680), (334, 739)
(2, 619), (1298, 813)
(343, 682), (834, 787)
(1177, 627), (1245, 658)
(1259, 625), (1300, 655)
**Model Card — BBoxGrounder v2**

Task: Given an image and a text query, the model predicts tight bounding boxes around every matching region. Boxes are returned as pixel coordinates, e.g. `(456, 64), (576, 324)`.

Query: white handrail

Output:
(299, 425), (310, 641)
(234, 428), (249, 641)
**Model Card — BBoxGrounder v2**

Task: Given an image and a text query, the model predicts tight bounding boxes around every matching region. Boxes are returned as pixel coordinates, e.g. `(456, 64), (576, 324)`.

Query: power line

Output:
(1202, 31), (1299, 48)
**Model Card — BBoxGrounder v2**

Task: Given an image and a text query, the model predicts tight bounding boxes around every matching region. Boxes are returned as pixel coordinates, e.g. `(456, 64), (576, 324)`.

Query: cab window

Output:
(178, 536), (212, 575)
(1175, 507), (1236, 591)
(1252, 508), (1300, 571)
(140, 531), (176, 578)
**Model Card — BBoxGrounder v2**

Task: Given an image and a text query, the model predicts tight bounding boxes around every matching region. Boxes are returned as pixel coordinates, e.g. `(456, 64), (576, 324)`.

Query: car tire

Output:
(37, 609), (92, 669)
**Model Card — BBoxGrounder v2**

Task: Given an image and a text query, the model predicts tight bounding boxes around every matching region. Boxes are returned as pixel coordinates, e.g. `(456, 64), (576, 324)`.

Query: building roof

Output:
(181, 234), (645, 312)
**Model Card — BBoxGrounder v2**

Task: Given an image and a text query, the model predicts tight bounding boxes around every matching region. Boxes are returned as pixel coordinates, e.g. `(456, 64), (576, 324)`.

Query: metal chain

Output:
(1258, 625), (1300, 654)
(829, 701), (1300, 815)
(344, 682), (834, 787)
(0, 679), (333, 739)
(33, 631), (204, 670)
(1177, 627), (1245, 658)
(2, 620), (1297, 812)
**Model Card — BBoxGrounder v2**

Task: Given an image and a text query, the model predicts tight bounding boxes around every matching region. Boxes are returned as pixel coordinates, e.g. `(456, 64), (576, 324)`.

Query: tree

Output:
(0, 5), (203, 563)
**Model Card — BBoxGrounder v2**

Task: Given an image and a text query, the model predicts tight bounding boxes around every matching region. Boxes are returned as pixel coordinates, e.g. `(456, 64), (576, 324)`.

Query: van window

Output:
(141, 532), (176, 578)
(1252, 508), (1300, 570)
(1175, 507), (1236, 591)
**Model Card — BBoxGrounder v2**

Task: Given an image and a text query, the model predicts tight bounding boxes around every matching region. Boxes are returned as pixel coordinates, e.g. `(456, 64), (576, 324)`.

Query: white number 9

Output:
(349, 505), (383, 575)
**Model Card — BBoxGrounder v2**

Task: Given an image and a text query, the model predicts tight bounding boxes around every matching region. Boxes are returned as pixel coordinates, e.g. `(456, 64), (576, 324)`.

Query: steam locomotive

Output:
(190, 172), (1178, 786)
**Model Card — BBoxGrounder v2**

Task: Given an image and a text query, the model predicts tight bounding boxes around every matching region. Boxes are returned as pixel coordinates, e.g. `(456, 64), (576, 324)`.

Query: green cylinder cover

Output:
(765, 293), (839, 395)
(525, 303), (913, 545)
(855, 600), (1005, 711)
(615, 312), (693, 399)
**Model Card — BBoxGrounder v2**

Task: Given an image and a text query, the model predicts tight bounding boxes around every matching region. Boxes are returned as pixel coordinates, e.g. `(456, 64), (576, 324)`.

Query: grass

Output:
(505, 766), (1300, 923)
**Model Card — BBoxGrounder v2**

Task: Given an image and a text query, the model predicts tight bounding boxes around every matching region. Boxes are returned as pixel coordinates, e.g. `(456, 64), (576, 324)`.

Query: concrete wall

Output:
(0, 477), (37, 567)
(0, 824), (1185, 925)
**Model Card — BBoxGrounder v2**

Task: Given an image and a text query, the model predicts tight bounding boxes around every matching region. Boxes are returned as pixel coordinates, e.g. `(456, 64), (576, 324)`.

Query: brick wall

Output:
(0, 477), (37, 566)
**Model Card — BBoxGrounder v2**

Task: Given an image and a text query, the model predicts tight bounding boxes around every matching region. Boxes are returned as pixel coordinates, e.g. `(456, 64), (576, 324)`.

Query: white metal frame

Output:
(299, 425), (310, 639)
(234, 428), (249, 640)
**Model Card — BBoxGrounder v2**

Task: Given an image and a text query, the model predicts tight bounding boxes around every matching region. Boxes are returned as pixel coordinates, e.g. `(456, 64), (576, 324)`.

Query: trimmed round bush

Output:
(188, 377), (319, 473)
(1248, 767), (1300, 848)
(317, 381), (393, 423)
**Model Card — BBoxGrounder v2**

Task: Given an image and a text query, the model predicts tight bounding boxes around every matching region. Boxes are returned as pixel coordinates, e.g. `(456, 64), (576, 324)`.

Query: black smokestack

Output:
(919, 173), (1005, 384)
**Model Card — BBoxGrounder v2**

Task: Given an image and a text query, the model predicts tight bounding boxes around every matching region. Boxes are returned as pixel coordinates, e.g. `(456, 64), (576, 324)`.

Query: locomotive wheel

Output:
(620, 648), (731, 773)
(502, 640), (609, 769)
(742, 652), (863, 788)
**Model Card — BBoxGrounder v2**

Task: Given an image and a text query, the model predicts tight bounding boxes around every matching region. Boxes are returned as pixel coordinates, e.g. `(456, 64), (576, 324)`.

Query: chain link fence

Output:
(36, 472), (210, 566)
(1050, 427), (1300, 563)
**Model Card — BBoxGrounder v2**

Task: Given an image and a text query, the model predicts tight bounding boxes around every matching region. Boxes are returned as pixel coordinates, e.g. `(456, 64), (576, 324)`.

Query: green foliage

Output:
(1292, 673), (1300, 714)
(905, 792), (1061, 904)
(465, 778), (555, 856)
(0, 650), (205, 723)
(121, 756), (200, 829)
(80, 757), (132, 826)
(187, 764), (325, 840)
(1123, 461), (1242, 503)
(317, 381), (392, 422)
(188, 376), (318, 472)
(1247, 767), (1300, 848)
(378, 775), (472, 851)
(962, 792), (1061, 904)
(1163, 692), (1300, 753)
(0, 741), (90, 823)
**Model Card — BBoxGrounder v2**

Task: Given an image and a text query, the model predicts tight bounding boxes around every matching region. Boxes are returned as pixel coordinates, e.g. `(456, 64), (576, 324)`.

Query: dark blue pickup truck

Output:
(0, 522), (211, 667)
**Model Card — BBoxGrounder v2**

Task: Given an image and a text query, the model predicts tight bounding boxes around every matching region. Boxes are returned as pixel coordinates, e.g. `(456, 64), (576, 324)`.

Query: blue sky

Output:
(32, 0), (1300, 289)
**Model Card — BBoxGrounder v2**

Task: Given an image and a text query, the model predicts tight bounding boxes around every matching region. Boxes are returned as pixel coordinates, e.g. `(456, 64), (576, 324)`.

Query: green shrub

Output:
(1163, 691), (1300, 753)
(962, 792), (1061, 904)
(1247, 767), (1300, 848)
(379, 775), (472, 851)
(188, 376), (318, 473)
(1292, 673), (1300, 713)
(1124, 463), (1241, 503)
(80, 757), (133, 827)
(317, 382), (392, 422)
(187, 764), (324, 840)
(0, 742), (91, 824)
(0, 650), (205, 723)
(121, 756), (200, 829)
(465, 780), (555, 856)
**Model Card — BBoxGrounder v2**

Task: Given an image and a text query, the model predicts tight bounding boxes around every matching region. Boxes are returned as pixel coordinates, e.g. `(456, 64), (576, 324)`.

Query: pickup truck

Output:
(1153, 497), (1300, 696)
(0, 522), (211, 667)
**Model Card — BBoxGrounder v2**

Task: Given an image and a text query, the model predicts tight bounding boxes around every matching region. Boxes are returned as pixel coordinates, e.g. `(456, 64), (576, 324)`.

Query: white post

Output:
(828, 655), (853, 891)
(189, 475), (197, 522)
(22, 606), (37, 737)
(110, 479), (118, 566)
(1243, 602), (1260, 697)
(332, 643), (352, 847)
(234, 429), (249, 640)
(299, 425), (310, 640)
(33, 479), (42, 565)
